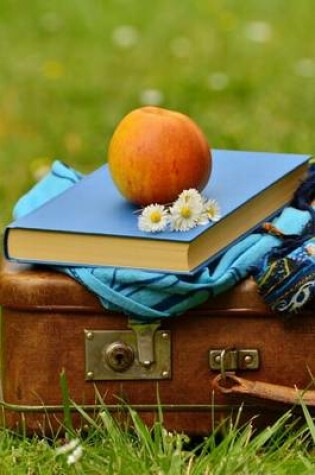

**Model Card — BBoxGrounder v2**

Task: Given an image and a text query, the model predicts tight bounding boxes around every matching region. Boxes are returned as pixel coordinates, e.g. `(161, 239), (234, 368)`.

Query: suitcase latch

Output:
(209, 348), (259, 371)
(84, 322), (171, 381)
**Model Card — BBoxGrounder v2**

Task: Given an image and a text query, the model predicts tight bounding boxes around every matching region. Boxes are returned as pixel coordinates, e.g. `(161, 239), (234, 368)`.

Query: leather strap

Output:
(212, 373), (315, 406)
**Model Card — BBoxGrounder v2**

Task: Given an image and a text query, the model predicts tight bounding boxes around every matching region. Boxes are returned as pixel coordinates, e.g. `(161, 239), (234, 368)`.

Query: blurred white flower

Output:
(170, 37), (192, 58)
(138, 204), (169, 232)
(244, 21), (272, 43)
(56, 438), (83, 466)
(33, 165), (50, 181)
(111, 25), (139, 48)
(139, 88), (164, 106)
(30, 158), (52, 181)
(208, 72), (230, 91)
(169, 192), (203, 231)
(67, 445), (83, 465)
(56, 438), (80, 455)
(294, 58), (315, 78)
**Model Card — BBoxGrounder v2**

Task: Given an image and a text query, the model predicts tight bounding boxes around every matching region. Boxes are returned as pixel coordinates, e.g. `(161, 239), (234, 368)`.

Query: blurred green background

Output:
(1, 0), (315, 228)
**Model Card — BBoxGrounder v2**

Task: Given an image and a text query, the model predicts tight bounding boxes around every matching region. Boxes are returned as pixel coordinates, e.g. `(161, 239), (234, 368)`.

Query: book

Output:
(3, 149), (310, 274)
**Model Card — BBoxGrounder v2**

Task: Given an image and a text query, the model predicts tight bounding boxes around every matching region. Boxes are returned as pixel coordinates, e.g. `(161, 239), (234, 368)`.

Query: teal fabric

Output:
(13, 160), (311, 321)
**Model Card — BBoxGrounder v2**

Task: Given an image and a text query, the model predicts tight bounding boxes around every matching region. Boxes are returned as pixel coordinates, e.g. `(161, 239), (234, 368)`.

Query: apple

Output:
(108, 106), (212, 205)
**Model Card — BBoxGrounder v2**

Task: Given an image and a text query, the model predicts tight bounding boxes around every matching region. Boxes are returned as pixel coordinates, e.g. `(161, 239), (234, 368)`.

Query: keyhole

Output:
(104, 341), (135, 372)
(114, 351), (126, 367)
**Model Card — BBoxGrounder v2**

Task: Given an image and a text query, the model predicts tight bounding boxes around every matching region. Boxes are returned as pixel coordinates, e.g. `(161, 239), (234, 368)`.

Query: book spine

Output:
(2, 227), (12, 261)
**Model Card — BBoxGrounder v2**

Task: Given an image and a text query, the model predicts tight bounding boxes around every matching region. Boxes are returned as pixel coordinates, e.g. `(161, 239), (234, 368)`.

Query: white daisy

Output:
(138, 204), (169, 232)
(200, 198), (221, 223)
(169, 194), (203, 231)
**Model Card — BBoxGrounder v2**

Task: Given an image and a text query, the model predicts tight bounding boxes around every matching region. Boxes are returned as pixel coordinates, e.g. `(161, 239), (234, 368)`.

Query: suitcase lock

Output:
(104, 341), (135, 372)
(84, 321), (171, 381)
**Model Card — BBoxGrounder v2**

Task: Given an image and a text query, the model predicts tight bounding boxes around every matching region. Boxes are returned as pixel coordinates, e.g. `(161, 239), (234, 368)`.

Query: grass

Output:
(1, 403), (315, 474)
(1, 0), (315, 472)
(1, 374), (315, 473)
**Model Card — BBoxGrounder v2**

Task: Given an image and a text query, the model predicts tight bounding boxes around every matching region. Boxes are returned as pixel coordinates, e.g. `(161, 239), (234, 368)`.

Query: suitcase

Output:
(1, 261), (315, 435)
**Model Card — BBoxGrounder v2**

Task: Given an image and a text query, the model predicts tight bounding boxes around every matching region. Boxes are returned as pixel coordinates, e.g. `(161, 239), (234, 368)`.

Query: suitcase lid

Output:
(0, 260), (271, 314)
(0, 261), (102, 312)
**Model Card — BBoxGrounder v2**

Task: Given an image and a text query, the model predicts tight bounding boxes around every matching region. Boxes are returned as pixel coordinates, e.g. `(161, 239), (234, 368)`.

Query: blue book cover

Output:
(4, 149), (310, 273)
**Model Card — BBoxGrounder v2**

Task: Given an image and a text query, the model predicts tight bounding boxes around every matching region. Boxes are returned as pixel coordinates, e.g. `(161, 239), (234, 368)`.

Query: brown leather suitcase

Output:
(1, 261), (315, 435)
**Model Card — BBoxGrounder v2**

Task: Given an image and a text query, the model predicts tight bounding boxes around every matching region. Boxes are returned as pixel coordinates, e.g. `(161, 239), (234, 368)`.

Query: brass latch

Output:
(127, 321), (161, 368)
(84, 321), (171, 381)
(209, 349), (259, 371)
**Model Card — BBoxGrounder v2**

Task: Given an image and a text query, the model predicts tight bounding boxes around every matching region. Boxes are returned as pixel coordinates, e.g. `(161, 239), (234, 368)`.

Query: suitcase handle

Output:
(212, 373), (315, 406)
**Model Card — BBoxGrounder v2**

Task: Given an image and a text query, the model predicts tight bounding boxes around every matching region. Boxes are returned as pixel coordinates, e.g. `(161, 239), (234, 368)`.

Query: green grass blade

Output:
(299, 397), (315, 445)
(59, 369), (74, 436)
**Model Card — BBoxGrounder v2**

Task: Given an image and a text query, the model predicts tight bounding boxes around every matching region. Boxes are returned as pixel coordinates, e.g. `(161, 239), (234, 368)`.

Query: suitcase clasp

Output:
(209, 348), (259, 373)
(128, 321), (161, 368)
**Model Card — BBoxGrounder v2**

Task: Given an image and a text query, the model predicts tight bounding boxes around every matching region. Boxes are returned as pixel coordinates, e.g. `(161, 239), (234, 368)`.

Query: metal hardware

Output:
(209, 349), (259, 371)
(128, 321), (160, 367)
(104, 341), (134, 372)
(86, 371), (94, 380)
(238, 349), (260, 370)
(102, 341), (134, 371)
(84, 325), (171, 381)
(220, 348), (238, 380)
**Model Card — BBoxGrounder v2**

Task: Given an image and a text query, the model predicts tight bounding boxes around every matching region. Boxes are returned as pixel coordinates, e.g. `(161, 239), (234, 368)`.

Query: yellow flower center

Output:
(150, 211), (162, 223)
(180, 206), (192, 218)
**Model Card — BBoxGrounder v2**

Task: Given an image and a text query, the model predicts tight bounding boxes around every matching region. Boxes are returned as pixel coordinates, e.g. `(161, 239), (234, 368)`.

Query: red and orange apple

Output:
(108, 106), (212, 205)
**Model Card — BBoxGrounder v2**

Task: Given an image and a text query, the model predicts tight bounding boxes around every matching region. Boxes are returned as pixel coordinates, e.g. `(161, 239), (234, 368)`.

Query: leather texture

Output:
(0, 261), (102, 311)
(0, 260), (270, 313)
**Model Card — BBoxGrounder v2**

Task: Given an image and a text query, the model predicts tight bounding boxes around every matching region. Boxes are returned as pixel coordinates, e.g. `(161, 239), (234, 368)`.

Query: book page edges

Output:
(6, 228), (191, 272)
